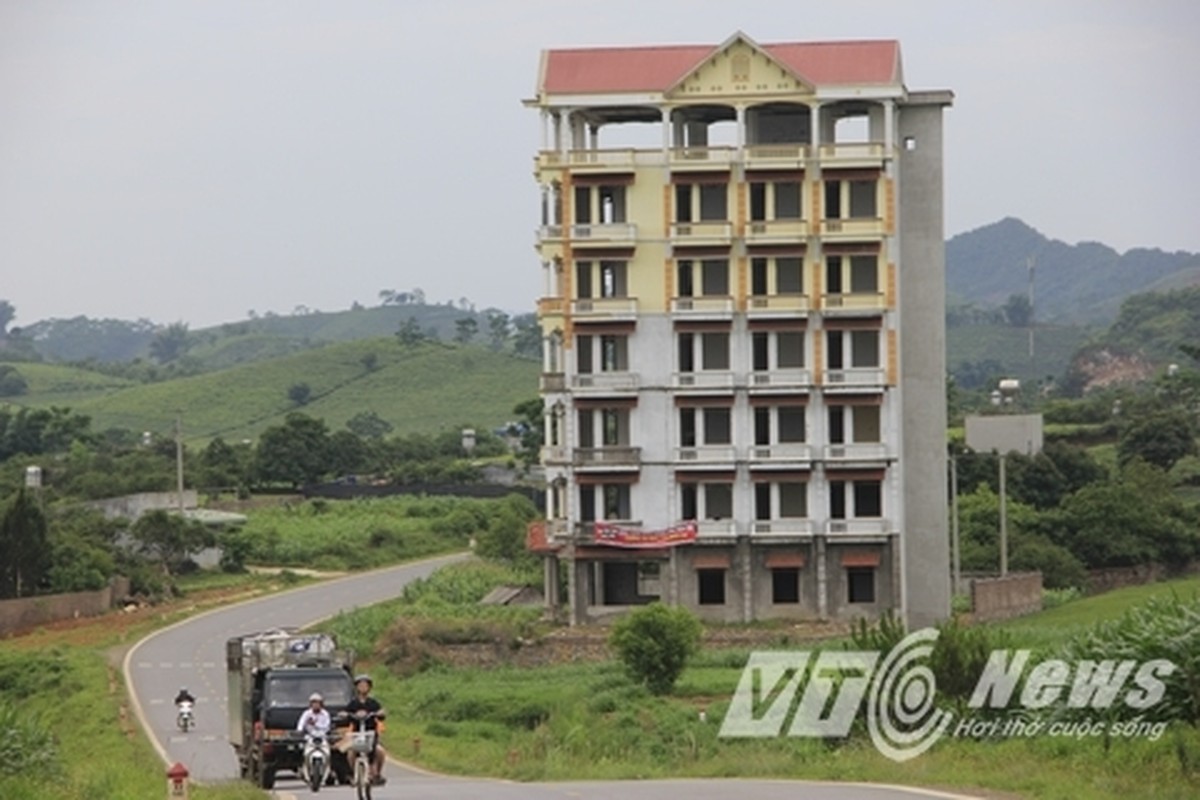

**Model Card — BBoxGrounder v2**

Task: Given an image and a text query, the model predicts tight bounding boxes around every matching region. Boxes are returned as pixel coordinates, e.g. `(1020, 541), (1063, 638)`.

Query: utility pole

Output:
(998, 453), (1008, 577)
(950, 454), (961, 596)
(1026, 255), (1035, 360)
(175, 413), (185, 514)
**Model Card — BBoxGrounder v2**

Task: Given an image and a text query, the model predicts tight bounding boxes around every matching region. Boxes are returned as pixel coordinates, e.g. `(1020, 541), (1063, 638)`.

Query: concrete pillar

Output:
(735, 105), (745, 151)
(545, 556), (560, 615)
(739, 537), (752, 622)
(883, 100), (895, 152)
(816, 535), (828, 618)
(686, 120), (707, 148)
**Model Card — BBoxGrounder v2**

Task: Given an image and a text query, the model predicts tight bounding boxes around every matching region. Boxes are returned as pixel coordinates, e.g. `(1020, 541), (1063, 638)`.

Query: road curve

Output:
(125, 554), (982, 800)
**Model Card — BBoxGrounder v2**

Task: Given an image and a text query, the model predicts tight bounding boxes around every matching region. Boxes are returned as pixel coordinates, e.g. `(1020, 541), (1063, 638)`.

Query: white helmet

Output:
(309, 692), (324, 703)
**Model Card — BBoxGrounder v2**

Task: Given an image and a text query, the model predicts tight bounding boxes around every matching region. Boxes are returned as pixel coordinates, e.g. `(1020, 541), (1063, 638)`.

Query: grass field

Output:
(351, 571), (1200, 800)
(4, 337), (538, 445)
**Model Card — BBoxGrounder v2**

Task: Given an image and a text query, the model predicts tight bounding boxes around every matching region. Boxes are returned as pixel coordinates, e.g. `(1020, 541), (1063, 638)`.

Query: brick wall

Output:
(1086, 562), (1200, 595)
(0, 576), (130, 636)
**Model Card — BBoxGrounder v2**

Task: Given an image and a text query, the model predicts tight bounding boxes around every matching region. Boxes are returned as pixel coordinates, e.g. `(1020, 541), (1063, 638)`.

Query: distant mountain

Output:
(947, 218), (1200, 326)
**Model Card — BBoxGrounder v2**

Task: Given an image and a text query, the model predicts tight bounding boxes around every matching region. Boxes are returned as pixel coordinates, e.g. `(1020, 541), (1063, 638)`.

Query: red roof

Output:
(540, 37), (900, 95)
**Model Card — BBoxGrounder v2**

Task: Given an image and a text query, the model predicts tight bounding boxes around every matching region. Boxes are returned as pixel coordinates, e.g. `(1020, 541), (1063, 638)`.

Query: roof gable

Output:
(667, 32), (813, 99)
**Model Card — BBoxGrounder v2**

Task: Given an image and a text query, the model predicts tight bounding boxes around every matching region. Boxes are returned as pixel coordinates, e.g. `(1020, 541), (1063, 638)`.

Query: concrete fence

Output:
(1086, 561), (1200, 595)
(0, 576), (131, 637)
(968, 571), (1043, 622)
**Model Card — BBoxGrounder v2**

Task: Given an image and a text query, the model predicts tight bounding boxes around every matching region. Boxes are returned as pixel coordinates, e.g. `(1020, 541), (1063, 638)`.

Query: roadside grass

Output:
(339, 569), (1200, 800)
(232, 495), (490, 570)
(0, 571), (304, 800)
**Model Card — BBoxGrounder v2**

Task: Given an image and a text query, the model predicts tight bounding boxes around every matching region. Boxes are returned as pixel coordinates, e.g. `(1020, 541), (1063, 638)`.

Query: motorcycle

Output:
(300, 729), (332, 792)
(176, 701), (194, 733)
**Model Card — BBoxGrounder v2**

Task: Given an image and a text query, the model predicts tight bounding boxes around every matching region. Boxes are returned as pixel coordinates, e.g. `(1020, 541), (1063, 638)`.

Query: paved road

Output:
(125, 553), (980, 800)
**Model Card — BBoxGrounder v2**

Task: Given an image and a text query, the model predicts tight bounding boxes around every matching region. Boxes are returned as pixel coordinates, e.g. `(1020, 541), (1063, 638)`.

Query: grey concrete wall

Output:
(896, 98), (952, 629)
(0, 576), (130, 636)
(86, 490), (198, 519)
(969, 572), (1042, 622)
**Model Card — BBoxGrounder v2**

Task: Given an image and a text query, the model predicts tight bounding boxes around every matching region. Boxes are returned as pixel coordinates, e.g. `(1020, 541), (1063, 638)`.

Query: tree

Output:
(255, 413), (331, 487)
(1118, 410), (1197, 471)
(360, 352), (379, 372)
(396, 317), (425, 347)
(454, 317), (478, 345)
(198, 436), (252, 491)
(130, 510), (214, 575)
(0, 299), (15, 335)
(345, 410), (393, 440)
(485, 310), (510, 351)
(0, 365), (28, 397)
(327, 430), (369, 476)
(0, 488), (50, 598)
(149, 322), (192, 363)
(609, 603), (703, 695)
(378, 289), (396, 306)
(1003, 293), (1033, 327)
(288, 382), (312, 406)
(511, 313), (540, 359)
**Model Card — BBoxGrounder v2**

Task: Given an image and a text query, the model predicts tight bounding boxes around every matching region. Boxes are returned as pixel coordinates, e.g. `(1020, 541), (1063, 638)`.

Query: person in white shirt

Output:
(296, 692), (332, 737)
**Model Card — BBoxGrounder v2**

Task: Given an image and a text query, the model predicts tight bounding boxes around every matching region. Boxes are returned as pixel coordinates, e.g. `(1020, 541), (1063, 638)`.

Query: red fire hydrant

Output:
(166, 762), (190, 799)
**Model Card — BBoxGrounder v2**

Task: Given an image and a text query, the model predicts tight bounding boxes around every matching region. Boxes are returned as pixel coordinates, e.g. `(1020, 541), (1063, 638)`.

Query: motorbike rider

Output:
(341, 674), (387, 786)
(174, 687), (195, 705)
(296, 692), (332, 737)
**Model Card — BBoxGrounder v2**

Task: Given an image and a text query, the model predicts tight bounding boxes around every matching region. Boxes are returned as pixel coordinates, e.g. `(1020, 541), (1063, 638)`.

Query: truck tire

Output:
(259, 764), (276, 790)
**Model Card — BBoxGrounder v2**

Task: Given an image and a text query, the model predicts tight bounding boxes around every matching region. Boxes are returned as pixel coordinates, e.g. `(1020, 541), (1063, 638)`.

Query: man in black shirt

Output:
(343, 673), (387, 786)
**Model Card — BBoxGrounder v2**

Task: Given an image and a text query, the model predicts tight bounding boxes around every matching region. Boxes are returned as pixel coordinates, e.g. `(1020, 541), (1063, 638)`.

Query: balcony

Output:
(670, 295), (735, 319)
(537, 297), (566, 318)
(744, 143), (808, 168)
(540, 444), (568, 464)
(695, 520), (737, 539)
(574, 446), (641, 468)
(751, 519), (814, 537)
(823, 367), (886, 390)
(747, 442), (813, 463)
(544, 519), (571, 540)
(825, 518), (890, 537)
(747, 368), (811, 392)
(744, 218), (807, 245)
(668, 146), (736, 169)
(817, 142), (886, 169)
(669, 220), (734, 246)
(537, 148), (663, 171)
(746, 293), (811, 317)
(823, 292), (886, 315)
(569, 222), (637, 245)
(820, 217), (885, 242)
(673, 370), (736, 391)
(571, 297), (639, 321)
(571, 371), (638, 394)
(823, 443), (888, 463)
(674, 444), (737, 465)
(537, 225), (564, 244)
(539, 372), (566, 392)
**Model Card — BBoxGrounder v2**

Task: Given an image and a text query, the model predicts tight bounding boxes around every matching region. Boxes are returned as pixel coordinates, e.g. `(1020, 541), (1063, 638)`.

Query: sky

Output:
(2, 0), (1198, 330)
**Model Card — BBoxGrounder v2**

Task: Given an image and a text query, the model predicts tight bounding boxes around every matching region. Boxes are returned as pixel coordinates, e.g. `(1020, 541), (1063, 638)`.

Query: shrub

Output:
(609, 603), (702, 695)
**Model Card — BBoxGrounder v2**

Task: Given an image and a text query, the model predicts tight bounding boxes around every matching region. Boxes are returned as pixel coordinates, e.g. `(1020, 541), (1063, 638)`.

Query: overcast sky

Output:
(2, 1), (1197, 330)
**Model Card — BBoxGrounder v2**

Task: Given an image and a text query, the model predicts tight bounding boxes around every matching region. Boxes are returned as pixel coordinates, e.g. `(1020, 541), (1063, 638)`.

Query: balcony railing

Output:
(817, 141), (885, 167)
(545, 519), (571, 539)
(670, 295), (735, 318)
(572, 371), (638, 393)
(669, 220), (734, 245)
(745, 218), (807, 244)
(669, 146), (736, 167)
(540, 445), (568, 464)
(537, 297), (566, 316)
(823, 292), (885, 313)
(824, 367), (886, 388)
(569, 222), (637, 243)
(748, 368), (811, 390)
(537, 224), (564, 243)
(673, 371), (736, 390)
(572, 297), (639, 320)
(574, 446), (641, 467)
(537, 148), (663, 170)
(820, 217), (885, 241)
(695, 520), (737, 538)
(751, 519), (814, 537)
(748, 442), (813, 462)
(539, 372), (566, 392)
(744, 143), (808, 166)
(674, 444), (737, 464)
(825, 518), (890, 536)
(823, 443), (888, 462)
(747, 294), (811, 316)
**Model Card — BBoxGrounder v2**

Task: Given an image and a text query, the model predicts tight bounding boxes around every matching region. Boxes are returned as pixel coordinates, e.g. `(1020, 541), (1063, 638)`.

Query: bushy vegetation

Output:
(610, 603), (703, 695)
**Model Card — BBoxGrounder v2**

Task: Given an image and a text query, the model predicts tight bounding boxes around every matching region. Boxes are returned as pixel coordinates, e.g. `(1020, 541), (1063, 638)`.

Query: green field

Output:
(3, 338), (538, 444)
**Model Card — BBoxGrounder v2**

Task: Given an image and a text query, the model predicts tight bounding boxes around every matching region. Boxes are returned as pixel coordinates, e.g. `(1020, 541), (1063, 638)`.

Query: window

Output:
(772, 569), (800, 604)
(602, 484), (631, 520)
(852, 405), (881, 443)
(774, 182), (802, 219)
(678, 260), (729, 297)
(849, 256), (878, 293)
(854, 481), (882, 517)
(698, 569), (726, 605)
(749, 181), (802, 221)
(675, 183), (729, 222)
(751, 256), (804, 296)
(847, 567), (876, 603)
(576, 262), (593, 298)
(754, 483), (771, 520)
(778, 332), (804, 368)
(779, 482), (807, 517)
(575, 185), (627, 224)
(600, 262), (627, 298)
(682, 482), (732, 520)
(600, 335), (628, 371)
(778, 407), (805, 442)
(829, 405), (881, 444)
(679, 407), (731, 445)
(679, 331), (730, 373)
(827, 330), (879, 370)
(849, 181), (877, 218)
(579, 408), (630, 448)
(824, 178), (879, 220)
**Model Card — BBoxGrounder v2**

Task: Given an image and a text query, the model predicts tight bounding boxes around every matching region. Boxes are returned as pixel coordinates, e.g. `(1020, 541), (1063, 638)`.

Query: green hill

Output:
(947, 323), (1090, 388)
(4, 338), (539, 445)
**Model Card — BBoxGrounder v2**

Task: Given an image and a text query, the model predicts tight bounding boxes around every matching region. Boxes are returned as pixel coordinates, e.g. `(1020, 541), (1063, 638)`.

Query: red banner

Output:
(593, 521), (697, 549)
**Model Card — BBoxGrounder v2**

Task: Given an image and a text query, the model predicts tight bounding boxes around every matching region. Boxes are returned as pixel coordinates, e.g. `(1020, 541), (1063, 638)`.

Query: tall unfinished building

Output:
(526, 33), (952, 628)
